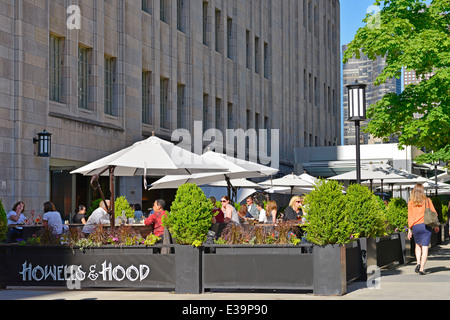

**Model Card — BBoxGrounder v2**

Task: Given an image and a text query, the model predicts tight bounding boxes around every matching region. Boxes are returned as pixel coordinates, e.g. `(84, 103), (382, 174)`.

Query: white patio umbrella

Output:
(329, 164), (407, 196)
(149, 151), (278, 198)
(207, 178), (266, 189)
(260, 173), (314, 195)
(329, 164), (405, 181)
(71, 135), (228, 177)
(70, 135), (228, 227)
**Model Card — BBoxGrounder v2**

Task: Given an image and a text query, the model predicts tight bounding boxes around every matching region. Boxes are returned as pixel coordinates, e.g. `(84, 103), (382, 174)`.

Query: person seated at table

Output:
(133, 203), (144, 222)
(210, 197), (224, 223)
(221, 196), (240, 226)
(238, 204), (248, 222)
(256, 202), (268, 224)
(283, 195), (304, 221)
(42, 201), (65, 235)
(82, 200), (111, 235)
(266, 200), (278, 224)
(6, 201), (27, 243)
(144, 199), (167, 241)
(245, 196), (259, 219)
(72, 205), (87, 224)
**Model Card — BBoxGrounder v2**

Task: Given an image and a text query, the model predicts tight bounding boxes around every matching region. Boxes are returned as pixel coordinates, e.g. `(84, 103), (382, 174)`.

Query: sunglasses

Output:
(221, 200), (227, 202)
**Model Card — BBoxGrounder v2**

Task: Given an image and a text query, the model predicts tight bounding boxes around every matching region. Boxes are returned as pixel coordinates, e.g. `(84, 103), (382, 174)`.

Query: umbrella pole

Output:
(109, 166), (116, 229)
(225, 175), (232, 200)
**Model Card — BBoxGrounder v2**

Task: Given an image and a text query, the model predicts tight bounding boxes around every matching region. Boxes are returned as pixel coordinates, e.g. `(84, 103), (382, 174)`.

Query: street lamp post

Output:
(346, 80), (367, 185)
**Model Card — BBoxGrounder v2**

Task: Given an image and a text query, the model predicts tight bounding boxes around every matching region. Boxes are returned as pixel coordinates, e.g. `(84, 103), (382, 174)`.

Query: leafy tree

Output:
(343, 0), (450, 166)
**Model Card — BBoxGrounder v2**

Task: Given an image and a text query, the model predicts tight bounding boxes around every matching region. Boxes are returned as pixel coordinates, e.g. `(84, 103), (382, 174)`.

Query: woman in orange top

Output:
(407, 184), (439, 275)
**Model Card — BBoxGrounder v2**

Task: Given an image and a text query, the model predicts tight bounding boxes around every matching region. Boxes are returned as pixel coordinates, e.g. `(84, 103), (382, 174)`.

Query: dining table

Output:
(8, 224), (44, 242)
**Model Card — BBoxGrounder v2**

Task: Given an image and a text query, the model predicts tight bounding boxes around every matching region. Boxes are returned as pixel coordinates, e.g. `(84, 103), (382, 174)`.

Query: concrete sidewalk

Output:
(1, 241), (450, 301)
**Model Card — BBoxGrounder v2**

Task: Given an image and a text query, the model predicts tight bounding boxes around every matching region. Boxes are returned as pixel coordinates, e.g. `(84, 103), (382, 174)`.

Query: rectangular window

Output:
(49, 34), (62, 102)
(215, 9), (222, 53)
(177, 0), (185, 32)
(314, 77), (318, 106)
(78, 46), (90, 109)
(246, 30), (251, 69)
(227, 17), (233, 59)
(177, 84), (185, 129)
(255, 36), (260, 74)
(215, 98), (222, 132)
(203, 94), (209, 132)
(309, 73), (312, 103)
(264, 42), (269, 79)
(303, 70), (307, 101)
(104, 56), (116, 115)
(142, 71), (152, 124)
(227, 103), (233, 129)
(203, 2), (208, 45)
(160, 78), (169, 129)
(142, 0), (151, 14)
(160, 0), (168, 23)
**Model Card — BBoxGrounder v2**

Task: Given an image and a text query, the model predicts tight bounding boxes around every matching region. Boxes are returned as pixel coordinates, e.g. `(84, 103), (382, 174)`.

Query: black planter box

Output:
(202, 245), (314, 292)
(313, 244), (347, 296)
(0, 245), (176, 290)
(174, 245), (203, 294)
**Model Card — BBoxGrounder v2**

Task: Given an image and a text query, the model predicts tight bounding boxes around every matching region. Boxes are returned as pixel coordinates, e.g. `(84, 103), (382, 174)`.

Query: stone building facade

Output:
(0, 0), (340, 215)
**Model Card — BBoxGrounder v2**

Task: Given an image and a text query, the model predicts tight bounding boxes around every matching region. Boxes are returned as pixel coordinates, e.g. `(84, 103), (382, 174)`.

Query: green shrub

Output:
(343, 184), (386, 238)
(0, 199), (7, 242)
(115, 196), (134, 219)
(162, 183), (214, 247)
(303, 179), (353, 245)
(385, 198), (408, 234)
(87, 198), (102, 217)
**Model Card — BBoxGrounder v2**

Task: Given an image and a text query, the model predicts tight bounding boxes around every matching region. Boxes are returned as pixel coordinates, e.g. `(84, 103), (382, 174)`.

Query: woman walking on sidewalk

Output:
(407, 184), (439, 275)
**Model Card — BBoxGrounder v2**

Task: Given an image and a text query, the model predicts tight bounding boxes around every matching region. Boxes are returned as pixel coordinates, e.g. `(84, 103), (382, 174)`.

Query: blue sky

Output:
(340, 0), (378, 46)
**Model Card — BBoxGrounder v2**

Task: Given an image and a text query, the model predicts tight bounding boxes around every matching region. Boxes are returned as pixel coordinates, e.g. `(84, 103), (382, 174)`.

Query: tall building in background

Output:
(342, 44), (401, 145)
(403, 67), (436, 119)
(0, 0), (341, 216)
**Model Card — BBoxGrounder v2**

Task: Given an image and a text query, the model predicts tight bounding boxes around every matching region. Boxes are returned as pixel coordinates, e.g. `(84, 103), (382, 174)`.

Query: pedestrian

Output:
(407, 184), (439, 275)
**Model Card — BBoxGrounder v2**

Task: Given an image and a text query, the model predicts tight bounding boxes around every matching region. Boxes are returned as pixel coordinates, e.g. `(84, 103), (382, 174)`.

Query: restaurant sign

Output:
(20, 260), (151, 289)
(0, 249), (176, 289)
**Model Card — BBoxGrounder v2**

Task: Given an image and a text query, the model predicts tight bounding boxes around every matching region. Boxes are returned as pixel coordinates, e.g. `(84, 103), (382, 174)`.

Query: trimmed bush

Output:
(385, 198), (408, 234)
(162, 183), (214, 247)
(343, 184), (386, 238)
(115, 196), (134, 219)
(0, 199), (7, 242)
(303, 179), (353, 245)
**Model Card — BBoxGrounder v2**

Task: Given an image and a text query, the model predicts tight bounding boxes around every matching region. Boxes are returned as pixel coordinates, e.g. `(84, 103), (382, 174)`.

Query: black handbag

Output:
(424, 198), (440, 228)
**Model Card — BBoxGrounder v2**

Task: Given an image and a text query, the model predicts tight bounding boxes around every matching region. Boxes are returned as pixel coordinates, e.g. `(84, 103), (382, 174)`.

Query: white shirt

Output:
(258, 209), (267, 224)
(43, 211), (64, 235)
(82, 207), (110, 234)
(7, 210), (26, 229)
